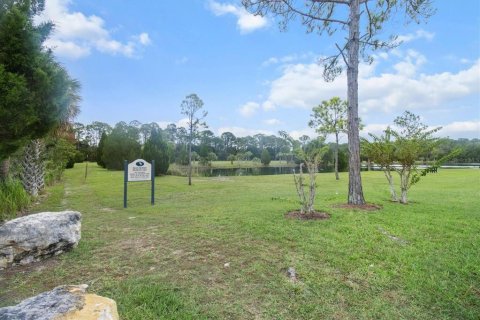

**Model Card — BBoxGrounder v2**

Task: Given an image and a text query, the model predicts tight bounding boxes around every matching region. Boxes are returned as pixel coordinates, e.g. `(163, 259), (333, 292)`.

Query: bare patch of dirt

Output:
(285, 211), (330, 220)
(0, 257), (60, 280)
(333, 203), (382, 211)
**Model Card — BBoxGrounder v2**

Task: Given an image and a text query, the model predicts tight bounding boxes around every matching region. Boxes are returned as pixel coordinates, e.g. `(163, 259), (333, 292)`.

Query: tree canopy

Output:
(0, 0), (80, 161)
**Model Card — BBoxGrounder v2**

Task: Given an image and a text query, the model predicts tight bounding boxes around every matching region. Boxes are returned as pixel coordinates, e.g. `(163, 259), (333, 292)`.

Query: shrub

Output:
(261, 149), (271, 166)
(0, 178), (30, 222)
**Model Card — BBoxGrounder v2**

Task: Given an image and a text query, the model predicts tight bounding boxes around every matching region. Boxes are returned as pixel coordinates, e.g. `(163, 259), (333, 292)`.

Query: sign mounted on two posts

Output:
(124, 159), (155, 208)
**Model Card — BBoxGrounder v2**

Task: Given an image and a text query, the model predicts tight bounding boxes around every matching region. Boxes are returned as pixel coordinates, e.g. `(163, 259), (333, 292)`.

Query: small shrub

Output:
(261, 149), (271, 166)
(0, 178), (30, 222)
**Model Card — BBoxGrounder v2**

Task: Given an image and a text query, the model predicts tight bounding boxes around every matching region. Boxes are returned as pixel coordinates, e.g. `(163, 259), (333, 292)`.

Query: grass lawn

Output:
(1, 164), (479, 319)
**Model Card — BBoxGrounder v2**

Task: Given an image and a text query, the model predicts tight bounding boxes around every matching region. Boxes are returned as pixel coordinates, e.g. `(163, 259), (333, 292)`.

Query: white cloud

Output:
(262, 52), (316, 67)
(261, 100), (276, 111)
(264, 118), (282, 125)
(397, 29), (435, 43)
(239, 102), (260, 117)
(259, 53), (480, 115)
(137, 32), (151, 46)
(208, 1), (268, 33)
(38, 0), (151, 59)
(157, 118), (190, 129)
(360, 123), (390, 138)
(360, 121), (480, 140)
(437, 120), (480, 139)
(289, 128), (316, 140)
(217, 126), (273, 137)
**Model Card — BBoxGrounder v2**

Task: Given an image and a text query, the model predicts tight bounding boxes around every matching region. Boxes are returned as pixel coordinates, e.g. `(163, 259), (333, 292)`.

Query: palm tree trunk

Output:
(0, 158), (10, 181)
(21, 139), (45, 197)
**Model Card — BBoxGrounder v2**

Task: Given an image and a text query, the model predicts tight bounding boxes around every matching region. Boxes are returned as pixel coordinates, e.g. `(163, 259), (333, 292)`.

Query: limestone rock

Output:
(0, 211), (81, 269)
(0, 284), (119, 320)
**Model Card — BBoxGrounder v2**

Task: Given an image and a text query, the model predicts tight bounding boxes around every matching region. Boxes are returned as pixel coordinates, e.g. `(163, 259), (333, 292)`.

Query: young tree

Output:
(260, 149), (271, 165)
(392, 111), (441, 204)
(362, 128), (397, 201)
(242, 0), (435, 205)
(309, 97), (347, 180)
(180, 94), (207, 185)
(293, 142), (329, 215)
(364, 111), (449, 204)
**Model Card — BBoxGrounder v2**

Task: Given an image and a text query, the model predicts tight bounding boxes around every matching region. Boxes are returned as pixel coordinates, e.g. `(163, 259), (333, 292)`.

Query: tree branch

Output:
(335, 42), (349, 67)
(281, 0), (348, 25)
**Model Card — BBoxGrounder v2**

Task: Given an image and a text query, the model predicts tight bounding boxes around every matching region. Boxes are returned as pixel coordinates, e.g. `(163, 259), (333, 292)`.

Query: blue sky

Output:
(39, 0), (479, 140)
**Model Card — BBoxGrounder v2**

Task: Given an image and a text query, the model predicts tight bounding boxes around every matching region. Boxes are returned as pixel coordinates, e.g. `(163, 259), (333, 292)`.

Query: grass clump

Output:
(0, 178), (30, 222)
(100, 277), (209, 320)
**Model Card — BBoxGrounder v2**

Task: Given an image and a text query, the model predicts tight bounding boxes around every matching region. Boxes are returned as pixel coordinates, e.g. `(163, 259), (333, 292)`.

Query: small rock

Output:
(0, 284), (119, 320)
(287, 267), (297, 282)
(224, 262), (230, 268)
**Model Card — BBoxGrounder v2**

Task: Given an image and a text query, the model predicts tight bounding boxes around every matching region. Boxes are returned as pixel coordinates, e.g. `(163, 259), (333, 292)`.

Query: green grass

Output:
(1, 164), (479, 319)
(0, 178), (30, 222)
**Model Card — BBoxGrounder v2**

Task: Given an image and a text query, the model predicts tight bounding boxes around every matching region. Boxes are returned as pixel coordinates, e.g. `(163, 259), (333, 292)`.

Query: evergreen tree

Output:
(143, 129), (171, 175)
(261, 149), (271, 166)
(102, 123), (141, 170)
(97, 132), (107, 168)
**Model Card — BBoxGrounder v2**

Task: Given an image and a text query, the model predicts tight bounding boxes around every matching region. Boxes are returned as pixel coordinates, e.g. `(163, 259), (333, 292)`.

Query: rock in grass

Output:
(0, 211), (81, 269)
(0, 284), (119, 320)
(287, 267), (297, 282)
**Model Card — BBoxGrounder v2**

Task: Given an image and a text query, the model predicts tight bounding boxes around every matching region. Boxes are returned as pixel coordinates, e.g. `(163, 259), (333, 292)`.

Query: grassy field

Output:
(1, 164), (479, 319)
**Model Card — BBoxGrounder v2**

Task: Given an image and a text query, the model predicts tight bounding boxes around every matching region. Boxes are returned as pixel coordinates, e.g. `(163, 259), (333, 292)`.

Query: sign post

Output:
(123, 159), (155, 208)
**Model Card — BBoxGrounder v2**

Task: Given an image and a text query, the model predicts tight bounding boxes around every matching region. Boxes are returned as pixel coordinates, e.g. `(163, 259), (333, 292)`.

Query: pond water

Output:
(198, 166), (300, 177)
(188, 163), (479, 177)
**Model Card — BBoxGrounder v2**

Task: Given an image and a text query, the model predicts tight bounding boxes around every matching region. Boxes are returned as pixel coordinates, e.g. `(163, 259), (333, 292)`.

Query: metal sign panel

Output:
(127, 159), (151, 182)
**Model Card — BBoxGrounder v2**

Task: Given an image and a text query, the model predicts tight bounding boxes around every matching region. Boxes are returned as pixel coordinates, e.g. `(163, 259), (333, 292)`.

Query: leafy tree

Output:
(227, 154), (236, 165)
(43, 136), (77, 185)
(180, 93), (207, 185)
(102, 123), (141, 170)
(364, 111), (451, 204)
(261, 149), (271, 166)
(143, 128), (171, 175)
(363, 128), (398, 201)
(309, 97), (347, 180)
(242, 0), (435, 205)
(391, 111), (441, 203)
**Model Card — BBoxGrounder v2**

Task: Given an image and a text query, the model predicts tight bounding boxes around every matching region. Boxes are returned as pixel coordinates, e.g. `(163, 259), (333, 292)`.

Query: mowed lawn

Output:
(1, 164), (479, 319)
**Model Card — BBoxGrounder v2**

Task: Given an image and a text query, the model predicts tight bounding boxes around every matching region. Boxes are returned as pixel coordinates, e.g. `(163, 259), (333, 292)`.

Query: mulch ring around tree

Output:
(285, 211), (330, 220)
(333, 203), (382, 211)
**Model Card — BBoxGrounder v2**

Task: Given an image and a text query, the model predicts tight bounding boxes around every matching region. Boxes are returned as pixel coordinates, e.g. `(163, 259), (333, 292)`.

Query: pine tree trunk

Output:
(188, 139), (192, 186)
(334, 132), (339, 180)
(346, 0), (366, 205)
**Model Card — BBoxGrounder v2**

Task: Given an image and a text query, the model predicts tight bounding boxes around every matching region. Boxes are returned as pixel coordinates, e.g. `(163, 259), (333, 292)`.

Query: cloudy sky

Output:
(40, 0), (479, 140)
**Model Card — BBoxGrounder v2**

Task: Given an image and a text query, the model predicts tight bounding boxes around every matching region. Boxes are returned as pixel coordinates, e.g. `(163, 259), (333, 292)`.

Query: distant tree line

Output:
(72, 120), (480, 176)
(72, 120), (354, 174)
